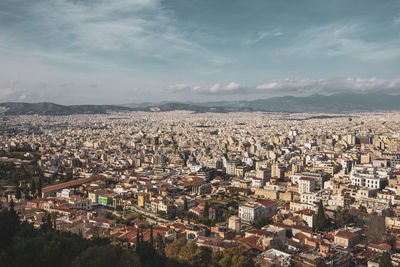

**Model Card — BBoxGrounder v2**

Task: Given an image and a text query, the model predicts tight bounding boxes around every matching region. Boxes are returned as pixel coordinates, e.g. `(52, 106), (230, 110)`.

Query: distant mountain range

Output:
(1, 92), (399, 115)
(0, 102), (131, 115)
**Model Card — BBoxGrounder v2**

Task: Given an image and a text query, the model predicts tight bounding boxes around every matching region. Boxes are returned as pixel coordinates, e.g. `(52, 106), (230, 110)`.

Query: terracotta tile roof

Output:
(42, 176), (103, 194)
(255, 199), (277, 208)
(235, 235), (265, 252)
(335, 230), (358, 239)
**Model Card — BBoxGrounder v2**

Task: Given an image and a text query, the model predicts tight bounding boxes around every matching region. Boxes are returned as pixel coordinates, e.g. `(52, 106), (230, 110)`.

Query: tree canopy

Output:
(315, 200), (328, 231)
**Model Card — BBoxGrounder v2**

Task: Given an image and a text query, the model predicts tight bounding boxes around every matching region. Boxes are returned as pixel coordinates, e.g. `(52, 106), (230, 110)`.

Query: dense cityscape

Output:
(1, 0), (399, 266)
(1, 111), (400, 266)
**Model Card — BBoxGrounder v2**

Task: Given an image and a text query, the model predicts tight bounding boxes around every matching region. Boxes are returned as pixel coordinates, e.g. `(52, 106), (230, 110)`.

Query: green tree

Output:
(253, 216), (272, 229)
(150, 225), (154, 245)
(203, 201), (209, 219)
(16, 185), (21, 200)
(218, 246), (255, 267)
(334, 206), (349, 229)
(0, 199), (20, 250)
(30, 180), (36, 197)
(178, 241), (197, 263)
(38, 177), (42, 197)
(196, 246), (213, 267)
(73, 245), (141, 267)
(379, 252), (393, 267)
(165, 237), (187, 260)
(65, 173), (73, 181)
(367, 215), (385, 243)
(315, 200), (327, 231)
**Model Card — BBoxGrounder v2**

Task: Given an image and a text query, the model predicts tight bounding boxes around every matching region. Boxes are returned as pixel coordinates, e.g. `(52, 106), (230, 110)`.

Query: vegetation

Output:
(253, 216), (273, 229)
(367, 214), (385, 244)
(73, 245), (141, 267)
(315, 200), (328, 231)
(334, 206), (349, 229)
(0, 204), (142, 267)
(165, 237), (255, 267)
(0, 203), (255, 267)
(379, 252), (393, 267)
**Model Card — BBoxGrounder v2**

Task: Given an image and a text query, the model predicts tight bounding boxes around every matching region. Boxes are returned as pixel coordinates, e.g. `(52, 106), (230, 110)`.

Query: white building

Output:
(298, 177), (316, 194)
(301, 192), (320, 205)
(60, 188), (74, 199)
(239, 203), (265, 222)
(350, 166), (388, 189)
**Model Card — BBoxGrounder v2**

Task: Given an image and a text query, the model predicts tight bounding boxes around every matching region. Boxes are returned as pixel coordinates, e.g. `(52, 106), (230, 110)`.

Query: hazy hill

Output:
(0, 102), (132, 115)
(1, 93), (400, 115)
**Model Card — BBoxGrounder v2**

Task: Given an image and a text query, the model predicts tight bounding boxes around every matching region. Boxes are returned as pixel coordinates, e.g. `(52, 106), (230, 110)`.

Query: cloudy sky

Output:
(0, 0), (399, 104)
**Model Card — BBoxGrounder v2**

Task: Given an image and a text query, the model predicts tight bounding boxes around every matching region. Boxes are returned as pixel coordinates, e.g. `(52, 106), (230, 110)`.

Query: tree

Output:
(367, 215), (385, 243)
(40, 213), (52, 231)
(38, 177), (43, 197)
(203, 201), (209, 219)
(0, 199), (20, 250)
(218, 246), (255, 267)
(136, 229), (140, 250)
(177, 241), (197, 263)
(334, 206), (349, 229)
(73, 245), (141, 267)
(165, 237), (187, 259)
(16, 185), (21, 200)
(150, 225), (153, 246)
(0, 213), (147, 267)
(253, 216), (272, 229)
(165, 238), (216, 267)
(66, 172), (73, 181)
(184, 199), (188, 211)
(379, 252), (393, 267)
(30, 180), (36, 197)
(195, 246), (213, 267)
(315, 200), (327, 231)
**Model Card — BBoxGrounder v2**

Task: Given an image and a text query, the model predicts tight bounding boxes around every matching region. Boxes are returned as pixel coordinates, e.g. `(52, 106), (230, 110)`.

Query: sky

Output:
(0, 0), (400, 104)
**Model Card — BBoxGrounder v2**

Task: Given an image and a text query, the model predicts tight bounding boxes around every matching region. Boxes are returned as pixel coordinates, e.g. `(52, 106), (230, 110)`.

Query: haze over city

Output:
(0, 0), (400, 104)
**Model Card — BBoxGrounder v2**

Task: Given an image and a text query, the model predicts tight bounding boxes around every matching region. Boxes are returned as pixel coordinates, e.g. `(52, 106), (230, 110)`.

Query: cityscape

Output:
(1, 0), (400, 267)
(1, 111), (400, 266)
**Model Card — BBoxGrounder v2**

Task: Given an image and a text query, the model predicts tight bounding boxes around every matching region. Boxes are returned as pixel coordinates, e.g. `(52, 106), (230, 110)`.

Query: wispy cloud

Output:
(281, 21), (400, 61)
(244, 29), (283, 45)
(0, 0), (230, 69)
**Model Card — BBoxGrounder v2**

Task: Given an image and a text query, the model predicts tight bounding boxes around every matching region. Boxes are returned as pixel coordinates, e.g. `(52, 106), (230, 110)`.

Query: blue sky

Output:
(0, 0), (399, 104)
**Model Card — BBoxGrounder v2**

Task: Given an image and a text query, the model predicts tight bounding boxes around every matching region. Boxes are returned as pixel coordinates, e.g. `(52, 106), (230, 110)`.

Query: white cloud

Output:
(0, 88), (13, 97)
(256, 82), (278, 90)
(281, 21), (400, 61)
(0, 0), (231, 68)
(209, 83), (221, 93)
(244, 29), (283, 45)
(256, 77), (400, 95)
(168, 83), (203, 93)
(207, 82), (243, 93)
(225, 82), (241, 91)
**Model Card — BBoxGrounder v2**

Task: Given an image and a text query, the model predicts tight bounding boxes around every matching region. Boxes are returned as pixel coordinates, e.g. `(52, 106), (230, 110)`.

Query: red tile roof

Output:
(335, 230), (358, 239)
